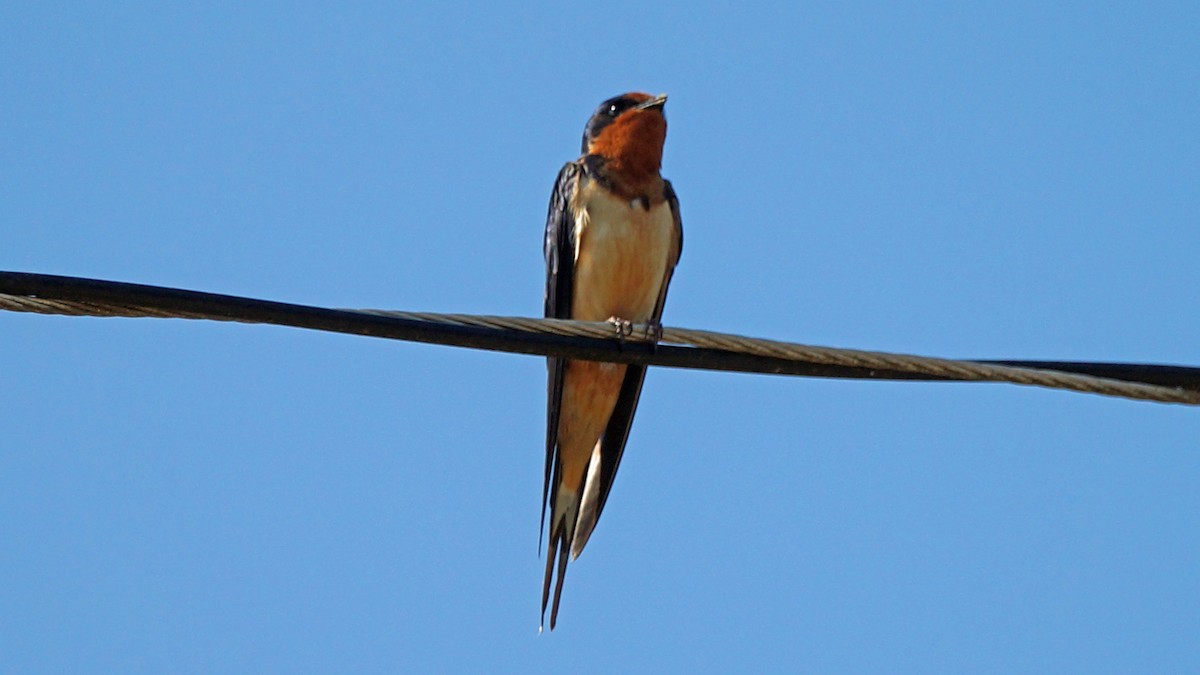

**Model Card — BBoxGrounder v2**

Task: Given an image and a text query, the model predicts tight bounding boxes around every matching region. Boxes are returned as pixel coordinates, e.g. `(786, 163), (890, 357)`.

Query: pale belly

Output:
(570, 184), (675, 323)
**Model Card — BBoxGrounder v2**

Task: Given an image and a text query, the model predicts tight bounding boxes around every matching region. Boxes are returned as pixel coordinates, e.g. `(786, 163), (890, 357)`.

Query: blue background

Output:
(3, 3), (1197, 672)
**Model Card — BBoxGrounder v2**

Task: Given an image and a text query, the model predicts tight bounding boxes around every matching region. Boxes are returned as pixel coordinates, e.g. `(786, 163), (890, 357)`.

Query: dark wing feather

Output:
(541, 161), (581, 545)
(588, 178), (684, 533)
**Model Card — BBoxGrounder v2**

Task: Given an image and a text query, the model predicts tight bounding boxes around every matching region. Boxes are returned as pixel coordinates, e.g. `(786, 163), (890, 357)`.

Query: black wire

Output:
(2, 271), (1198, 393)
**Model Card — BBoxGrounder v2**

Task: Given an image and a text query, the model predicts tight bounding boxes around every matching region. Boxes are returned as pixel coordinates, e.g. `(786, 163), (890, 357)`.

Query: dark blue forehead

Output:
(581, 94), (649, 154)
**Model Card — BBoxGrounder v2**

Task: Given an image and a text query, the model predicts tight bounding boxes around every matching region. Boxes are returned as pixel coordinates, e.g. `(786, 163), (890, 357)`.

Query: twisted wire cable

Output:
(2, 272), (1197, 405)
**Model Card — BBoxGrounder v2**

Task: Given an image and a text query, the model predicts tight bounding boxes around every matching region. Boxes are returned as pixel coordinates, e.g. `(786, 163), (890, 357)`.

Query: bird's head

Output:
(581, 92), (668, 181)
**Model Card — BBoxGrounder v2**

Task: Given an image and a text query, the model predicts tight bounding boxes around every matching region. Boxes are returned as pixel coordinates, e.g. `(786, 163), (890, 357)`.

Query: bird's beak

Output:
(636, 93), (668, 111)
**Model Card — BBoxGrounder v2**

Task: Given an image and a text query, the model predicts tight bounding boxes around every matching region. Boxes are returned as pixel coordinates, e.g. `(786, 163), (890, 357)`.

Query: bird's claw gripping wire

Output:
(643, 321), (664, 345)
(607, 317), (634, 348)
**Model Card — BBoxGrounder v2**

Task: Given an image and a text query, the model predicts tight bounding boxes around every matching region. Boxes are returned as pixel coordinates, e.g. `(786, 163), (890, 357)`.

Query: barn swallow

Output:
(541, 92), (683, 630)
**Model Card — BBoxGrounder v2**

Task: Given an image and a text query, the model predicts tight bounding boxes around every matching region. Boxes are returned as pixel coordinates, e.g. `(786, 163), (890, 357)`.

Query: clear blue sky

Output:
(3, 3), (1198, 672)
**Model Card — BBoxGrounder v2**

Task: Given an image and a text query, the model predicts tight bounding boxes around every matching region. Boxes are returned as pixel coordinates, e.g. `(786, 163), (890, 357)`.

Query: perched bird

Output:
(541, 92), (683, 630)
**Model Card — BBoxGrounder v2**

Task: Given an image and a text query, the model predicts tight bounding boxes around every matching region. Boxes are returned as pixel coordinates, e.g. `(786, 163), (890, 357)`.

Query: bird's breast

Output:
(570, 180), (675, 323)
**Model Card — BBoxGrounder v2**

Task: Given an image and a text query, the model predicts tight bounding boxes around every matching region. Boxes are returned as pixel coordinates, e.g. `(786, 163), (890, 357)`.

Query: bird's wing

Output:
(542, 160), (581, 546)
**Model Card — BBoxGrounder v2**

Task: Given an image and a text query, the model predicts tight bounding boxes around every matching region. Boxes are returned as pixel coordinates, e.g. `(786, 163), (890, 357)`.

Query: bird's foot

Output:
(607, 317), (634, 347)
(643, 321), (664, 344)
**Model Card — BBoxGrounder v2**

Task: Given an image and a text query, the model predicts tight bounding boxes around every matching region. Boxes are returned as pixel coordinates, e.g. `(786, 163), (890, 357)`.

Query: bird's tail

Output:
(541, 440), (610, 630)
(540, 483), (578, 631)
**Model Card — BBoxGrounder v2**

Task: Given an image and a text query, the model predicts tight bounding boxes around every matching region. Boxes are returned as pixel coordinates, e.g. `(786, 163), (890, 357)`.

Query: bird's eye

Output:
(607, 103), (621, 116)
